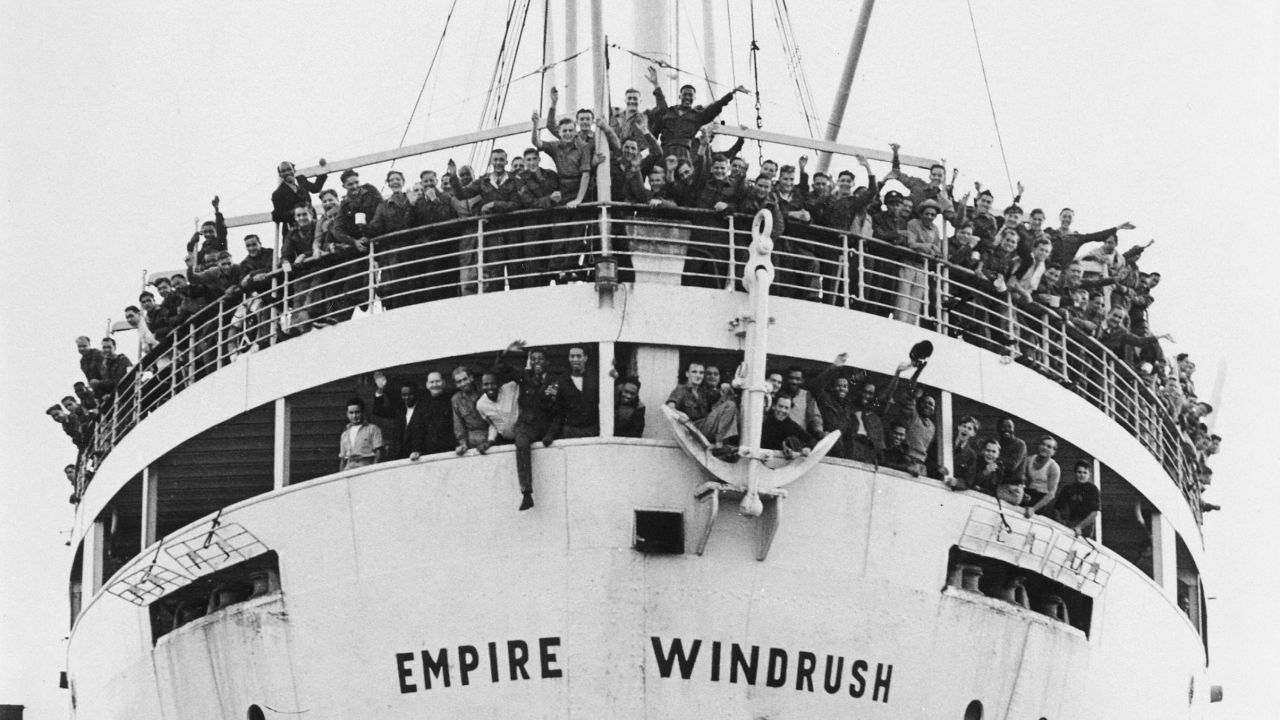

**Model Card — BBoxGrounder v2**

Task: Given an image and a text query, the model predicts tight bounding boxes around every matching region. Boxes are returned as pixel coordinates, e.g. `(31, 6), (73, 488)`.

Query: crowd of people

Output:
(665, 353), (1102, 535)
(338, 343), (644, 511)
(50, 68), (1220, 516)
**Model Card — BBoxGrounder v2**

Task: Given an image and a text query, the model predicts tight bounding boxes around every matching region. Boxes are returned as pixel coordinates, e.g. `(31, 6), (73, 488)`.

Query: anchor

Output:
(663, 209), (841, 560)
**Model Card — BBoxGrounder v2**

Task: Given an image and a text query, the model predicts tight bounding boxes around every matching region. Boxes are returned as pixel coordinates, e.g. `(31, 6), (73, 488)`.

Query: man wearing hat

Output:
(650, 82), (749, 160)
(894, 198), (943, 324)
(271, 159), (328, 233)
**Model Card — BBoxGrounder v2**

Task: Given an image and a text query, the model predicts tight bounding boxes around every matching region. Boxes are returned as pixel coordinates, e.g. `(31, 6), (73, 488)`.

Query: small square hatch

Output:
(634, 510), (684, 555)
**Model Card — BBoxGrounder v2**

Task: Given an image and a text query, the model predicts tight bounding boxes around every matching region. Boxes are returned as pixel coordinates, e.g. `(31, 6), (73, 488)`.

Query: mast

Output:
(564, 0), (579, 110)
(816, 0), (875, 173)
(590, 0), (610, 203)
(632, 0), (671, 91)
(701, 0), (718, 94)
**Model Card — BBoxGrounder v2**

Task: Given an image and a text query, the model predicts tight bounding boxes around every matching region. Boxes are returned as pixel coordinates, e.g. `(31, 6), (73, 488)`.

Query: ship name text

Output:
(395, 637), (562, 693)
(650, 636), (893, 703)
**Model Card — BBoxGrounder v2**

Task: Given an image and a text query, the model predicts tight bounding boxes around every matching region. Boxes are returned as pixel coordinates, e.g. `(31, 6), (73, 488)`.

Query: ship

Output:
(59, 1), (1221, 718)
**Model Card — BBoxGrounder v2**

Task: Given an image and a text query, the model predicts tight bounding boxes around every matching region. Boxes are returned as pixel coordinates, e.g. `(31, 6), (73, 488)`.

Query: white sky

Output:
(1, 1), (1277, 717)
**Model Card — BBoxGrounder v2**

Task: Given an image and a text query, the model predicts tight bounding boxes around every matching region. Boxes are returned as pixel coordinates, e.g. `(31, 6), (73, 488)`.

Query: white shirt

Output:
(475, 381), (520, 441)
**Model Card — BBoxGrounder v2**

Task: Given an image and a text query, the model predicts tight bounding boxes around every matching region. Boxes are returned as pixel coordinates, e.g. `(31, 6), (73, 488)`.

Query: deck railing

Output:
(83, 204), (1203, 521)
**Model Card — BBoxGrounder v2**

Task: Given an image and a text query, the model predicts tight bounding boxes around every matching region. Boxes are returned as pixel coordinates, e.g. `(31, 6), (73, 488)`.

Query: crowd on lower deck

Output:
(49, 68), (1221, 515)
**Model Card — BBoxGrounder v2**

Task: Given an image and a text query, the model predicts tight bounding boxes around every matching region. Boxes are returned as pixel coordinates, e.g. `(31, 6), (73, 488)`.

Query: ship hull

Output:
(68, 441), (1209, 719)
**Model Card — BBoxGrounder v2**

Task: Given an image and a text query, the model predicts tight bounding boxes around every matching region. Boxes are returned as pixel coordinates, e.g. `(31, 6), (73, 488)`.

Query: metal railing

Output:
(83, 204), (1203, 521)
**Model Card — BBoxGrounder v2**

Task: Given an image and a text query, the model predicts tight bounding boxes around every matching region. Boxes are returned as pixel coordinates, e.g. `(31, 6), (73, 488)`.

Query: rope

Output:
(965, 0), (1015, 200)
(394, 0), (459, 154)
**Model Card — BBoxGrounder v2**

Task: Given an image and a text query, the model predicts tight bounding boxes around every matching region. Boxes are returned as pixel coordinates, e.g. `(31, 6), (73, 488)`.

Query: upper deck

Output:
(76, 200), (1205, 523)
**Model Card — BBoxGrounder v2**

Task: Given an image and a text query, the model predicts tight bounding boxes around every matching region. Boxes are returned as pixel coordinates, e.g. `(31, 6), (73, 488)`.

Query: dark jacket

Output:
(615, 402), (646, 438)
(550, 371), (599, 437)
(372, 391), (431, 460)
(451, 173), (524, 214)
(271, 174), (328, 229)
(761, 413), (815, 452)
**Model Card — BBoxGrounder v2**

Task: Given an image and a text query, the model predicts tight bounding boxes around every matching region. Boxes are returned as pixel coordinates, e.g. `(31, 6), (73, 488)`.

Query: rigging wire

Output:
(772, 0), (821, 138)
(678, 5), (714, 97)
(965, 0), (1016, 199)
(472, 0), (522, 167)
(472, 0), (534, 166)
(392, 0), (460, 167)
(725, 0), (741, 125)
(539, 0), (550, 118)
(748, 0), (764, 162)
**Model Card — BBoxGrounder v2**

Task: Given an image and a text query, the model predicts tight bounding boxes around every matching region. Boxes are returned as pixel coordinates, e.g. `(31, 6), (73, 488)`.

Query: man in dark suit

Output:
(372, 373), (430, 461)
(271, 160), (328, 233)
(548, 346), (600, 440)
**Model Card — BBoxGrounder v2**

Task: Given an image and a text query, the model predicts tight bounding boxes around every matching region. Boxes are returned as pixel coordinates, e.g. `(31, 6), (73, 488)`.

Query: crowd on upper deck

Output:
(50, 66), (1221, 514)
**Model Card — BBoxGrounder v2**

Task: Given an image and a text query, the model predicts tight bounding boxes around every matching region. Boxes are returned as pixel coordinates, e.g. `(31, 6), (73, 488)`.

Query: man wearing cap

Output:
(650, 82), (749, 161)
(271, 160), (328, 233)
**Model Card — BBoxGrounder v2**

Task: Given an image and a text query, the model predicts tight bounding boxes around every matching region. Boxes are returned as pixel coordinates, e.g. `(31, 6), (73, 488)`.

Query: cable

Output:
(679, 4), (713, 97)
(748, 0), (764, 162)
(395, 0), (460, 153)
(965, 0), (1015, 200)
(725, 0), (741, 125)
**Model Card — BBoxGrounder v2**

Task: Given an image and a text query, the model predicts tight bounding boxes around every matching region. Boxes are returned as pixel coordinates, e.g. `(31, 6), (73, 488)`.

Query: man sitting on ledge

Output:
(760, 395), (815, 460)
(666, 361), (739, 461)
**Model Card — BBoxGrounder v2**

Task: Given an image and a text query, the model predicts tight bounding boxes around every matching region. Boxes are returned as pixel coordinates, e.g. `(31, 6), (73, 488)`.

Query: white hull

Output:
(69, 442), (1209, 719)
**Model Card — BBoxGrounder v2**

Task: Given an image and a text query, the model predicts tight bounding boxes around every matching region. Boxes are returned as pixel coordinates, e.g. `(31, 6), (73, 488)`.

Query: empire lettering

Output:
(395, 637), (563, 694)
(649, 636), (893, 703)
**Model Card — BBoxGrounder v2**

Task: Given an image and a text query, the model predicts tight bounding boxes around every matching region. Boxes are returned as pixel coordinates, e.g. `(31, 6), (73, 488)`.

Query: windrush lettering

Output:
(649, 636), (893, 703)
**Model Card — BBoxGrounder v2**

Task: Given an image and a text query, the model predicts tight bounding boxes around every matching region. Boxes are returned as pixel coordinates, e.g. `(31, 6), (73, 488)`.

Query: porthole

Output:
(963, 699), (983, 720)
(247, 705), (265, 720)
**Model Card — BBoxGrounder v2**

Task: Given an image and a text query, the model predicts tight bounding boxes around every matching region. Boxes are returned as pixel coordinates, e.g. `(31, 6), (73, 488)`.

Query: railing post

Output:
(599, 205), (611, 256)
(476, 218), (486, 295)
(216, 299), (226, 368)
(367, 240), (377, 310)
(726, 215), (737, 292)
(856, 235), (866, 304)
(840, 235), (851, 309)
(932, 260), (944, 327)
(133, 371), (141, 426)
(274, 267), (287, 345)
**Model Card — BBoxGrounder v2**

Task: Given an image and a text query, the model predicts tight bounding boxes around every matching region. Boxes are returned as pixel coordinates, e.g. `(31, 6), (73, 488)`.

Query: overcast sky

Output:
(1, 1), (1277, 717)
